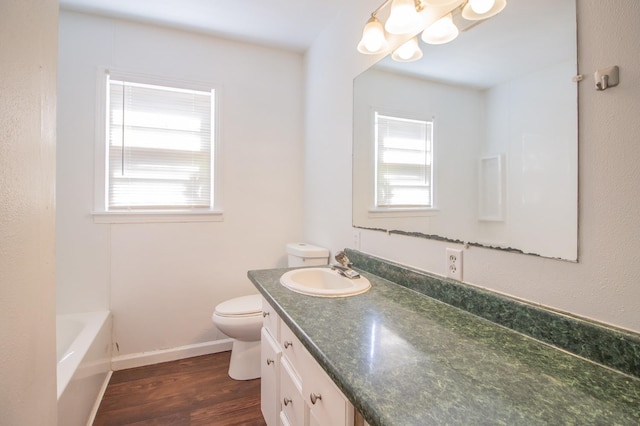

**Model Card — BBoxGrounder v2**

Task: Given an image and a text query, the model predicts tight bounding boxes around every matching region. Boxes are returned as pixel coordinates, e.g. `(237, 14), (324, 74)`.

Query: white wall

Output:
(57, 11), (305, 358)
(481, 60), (578, 259)
(305, 0), (640, 333)
(0, 0), (58, 423)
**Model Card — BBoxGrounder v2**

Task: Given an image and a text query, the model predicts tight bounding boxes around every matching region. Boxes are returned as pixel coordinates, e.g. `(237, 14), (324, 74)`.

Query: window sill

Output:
(368, 208), (439, 219)
(92, 210), (224, 224)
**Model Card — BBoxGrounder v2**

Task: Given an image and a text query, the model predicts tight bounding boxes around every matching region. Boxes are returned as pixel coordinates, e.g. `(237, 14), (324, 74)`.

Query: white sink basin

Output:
(280, 268), (371, 297)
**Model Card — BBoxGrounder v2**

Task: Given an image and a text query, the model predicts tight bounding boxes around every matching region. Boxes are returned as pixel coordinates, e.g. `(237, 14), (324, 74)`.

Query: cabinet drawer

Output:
(280, 357), (305, 426)
(279, 319), (306, 380)
(303, 357), (354, 426)
(261, 327), (281, 426)
(262, 297), (279, 341)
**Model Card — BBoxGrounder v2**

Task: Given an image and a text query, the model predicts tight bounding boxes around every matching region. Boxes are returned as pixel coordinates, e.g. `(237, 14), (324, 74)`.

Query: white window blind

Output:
(107, 79), (214, 210)
(374, 113), (433, 208)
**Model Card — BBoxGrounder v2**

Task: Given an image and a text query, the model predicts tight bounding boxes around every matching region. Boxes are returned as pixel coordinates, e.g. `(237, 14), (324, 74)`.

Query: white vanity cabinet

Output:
(260, 297), (355, 426)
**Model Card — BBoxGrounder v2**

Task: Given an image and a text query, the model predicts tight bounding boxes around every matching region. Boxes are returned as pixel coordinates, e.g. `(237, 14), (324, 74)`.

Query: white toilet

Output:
(285, 242), (330, 268)
(212, 294), (263, 380)
(212, 243), (329, 380)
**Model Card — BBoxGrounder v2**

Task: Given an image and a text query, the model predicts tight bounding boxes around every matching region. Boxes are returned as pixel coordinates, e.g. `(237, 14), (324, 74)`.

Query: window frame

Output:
(93, 68), (223, 223)
(369, 109), (438, 218)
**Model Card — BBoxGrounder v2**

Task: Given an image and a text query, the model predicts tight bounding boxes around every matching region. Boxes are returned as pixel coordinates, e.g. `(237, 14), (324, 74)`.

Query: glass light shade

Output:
(461, 0), (507, 20)
(385, 0), (424, 35)
(421, 13), (459, 45)
(357, 16), (389, 54)
(420, 0), (459, 5)
(391, 37), (423, 62)
(469, 0), (495, 14)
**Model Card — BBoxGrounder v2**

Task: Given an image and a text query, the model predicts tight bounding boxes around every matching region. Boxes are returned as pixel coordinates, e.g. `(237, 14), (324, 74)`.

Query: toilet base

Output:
(228, 339), (261, 380)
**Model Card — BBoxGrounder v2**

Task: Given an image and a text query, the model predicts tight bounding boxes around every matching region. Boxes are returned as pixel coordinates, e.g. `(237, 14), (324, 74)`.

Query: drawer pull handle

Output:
(310, 393), (322, 405)
(266, 358), (274, 366)
(283, 397), (292, 406)
(262, 311), (269, 318)
(284, 341), (293, 349)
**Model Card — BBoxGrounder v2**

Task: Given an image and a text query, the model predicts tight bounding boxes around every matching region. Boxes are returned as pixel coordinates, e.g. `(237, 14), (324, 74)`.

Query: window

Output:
(374, 112), (433, 208)
(94, 70), (221, 223)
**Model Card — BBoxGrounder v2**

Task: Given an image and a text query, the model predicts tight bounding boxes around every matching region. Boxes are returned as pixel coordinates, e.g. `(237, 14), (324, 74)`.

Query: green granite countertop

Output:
(248, 267), (640, 426)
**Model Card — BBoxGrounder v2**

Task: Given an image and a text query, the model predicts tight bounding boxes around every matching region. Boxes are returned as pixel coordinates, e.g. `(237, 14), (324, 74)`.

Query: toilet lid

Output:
(215, 294), (262, 317)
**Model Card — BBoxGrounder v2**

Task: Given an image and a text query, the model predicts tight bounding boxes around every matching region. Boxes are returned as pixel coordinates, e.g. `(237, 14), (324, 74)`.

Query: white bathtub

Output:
(57, 311), (112, 426)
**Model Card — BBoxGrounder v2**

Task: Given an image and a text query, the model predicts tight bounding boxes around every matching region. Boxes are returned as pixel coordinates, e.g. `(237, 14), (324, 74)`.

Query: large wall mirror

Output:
(353, 0), (578, 261)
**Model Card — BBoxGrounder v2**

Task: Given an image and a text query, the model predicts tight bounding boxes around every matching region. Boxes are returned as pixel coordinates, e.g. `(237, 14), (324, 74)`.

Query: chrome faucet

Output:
(334, 251), (351, 267)
(331, 251), (360, 279)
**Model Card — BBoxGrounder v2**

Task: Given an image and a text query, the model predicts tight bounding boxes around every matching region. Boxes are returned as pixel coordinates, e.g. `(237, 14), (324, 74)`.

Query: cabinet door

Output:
(309, 408), (323, 426)
(280, 357), (305, 426)
(261, 327), (282, 426)
(279, 319), (306, 380)
(262, 297), (280, 341)
(279, 410), (292, 426)
(311, 410), (366, 426)
(303, 358), (354, 426)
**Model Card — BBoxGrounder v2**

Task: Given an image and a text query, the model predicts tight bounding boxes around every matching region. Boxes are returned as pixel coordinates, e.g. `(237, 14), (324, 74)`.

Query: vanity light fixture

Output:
(391, 36), (424, 62)
(468, 0), (494, 14)
(461, 0), (506, 20)
(356, 0), (507, 61)
(385, 0), (424, 35)
(357, 16), (390, 54)
(421, 13), (459, 44)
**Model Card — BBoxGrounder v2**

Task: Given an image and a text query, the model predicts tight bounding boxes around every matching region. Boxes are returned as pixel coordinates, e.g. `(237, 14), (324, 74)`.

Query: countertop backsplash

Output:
(345, 248), (640, 379)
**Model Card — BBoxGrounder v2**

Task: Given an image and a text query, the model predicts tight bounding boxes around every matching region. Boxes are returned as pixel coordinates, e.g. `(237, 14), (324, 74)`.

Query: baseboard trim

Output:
(111, 339), (234, 371)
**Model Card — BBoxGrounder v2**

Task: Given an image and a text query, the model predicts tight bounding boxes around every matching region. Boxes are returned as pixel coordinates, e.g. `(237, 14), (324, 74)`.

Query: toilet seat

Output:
(214, 294), (262, 318)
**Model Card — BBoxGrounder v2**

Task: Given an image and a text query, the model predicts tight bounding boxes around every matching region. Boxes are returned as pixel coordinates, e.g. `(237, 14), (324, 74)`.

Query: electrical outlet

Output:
(446, 248), (463, 281)
(353, 230), (361, 250)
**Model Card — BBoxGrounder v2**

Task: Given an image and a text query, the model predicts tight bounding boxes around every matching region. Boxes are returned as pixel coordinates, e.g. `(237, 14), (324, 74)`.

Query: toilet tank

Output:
(286, 243), (329, 267)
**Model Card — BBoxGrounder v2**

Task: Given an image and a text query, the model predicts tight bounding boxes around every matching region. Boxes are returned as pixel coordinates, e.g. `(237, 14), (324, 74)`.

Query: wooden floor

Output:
(94, 351), (267, 426)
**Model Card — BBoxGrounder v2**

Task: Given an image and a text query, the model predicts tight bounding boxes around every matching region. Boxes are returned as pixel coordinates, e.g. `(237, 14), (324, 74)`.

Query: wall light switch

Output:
(446, 248), (463, 281)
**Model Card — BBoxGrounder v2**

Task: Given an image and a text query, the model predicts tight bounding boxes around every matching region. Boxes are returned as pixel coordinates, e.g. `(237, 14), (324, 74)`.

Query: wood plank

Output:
(93, 351), (266, 426)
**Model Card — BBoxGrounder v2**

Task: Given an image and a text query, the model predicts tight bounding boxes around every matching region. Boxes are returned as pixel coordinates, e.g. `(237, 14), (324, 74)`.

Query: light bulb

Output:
(421, 13), (459, 45)
(469, 0), (495, 14)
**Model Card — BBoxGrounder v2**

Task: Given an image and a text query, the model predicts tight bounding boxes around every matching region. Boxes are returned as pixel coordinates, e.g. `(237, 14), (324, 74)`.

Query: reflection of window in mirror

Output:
(374, 112), (433, 209)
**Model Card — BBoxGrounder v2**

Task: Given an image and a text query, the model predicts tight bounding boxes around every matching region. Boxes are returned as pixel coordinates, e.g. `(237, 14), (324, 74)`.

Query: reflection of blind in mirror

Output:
(478, 155), (504, 221)
(374, 113), (433, 208)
